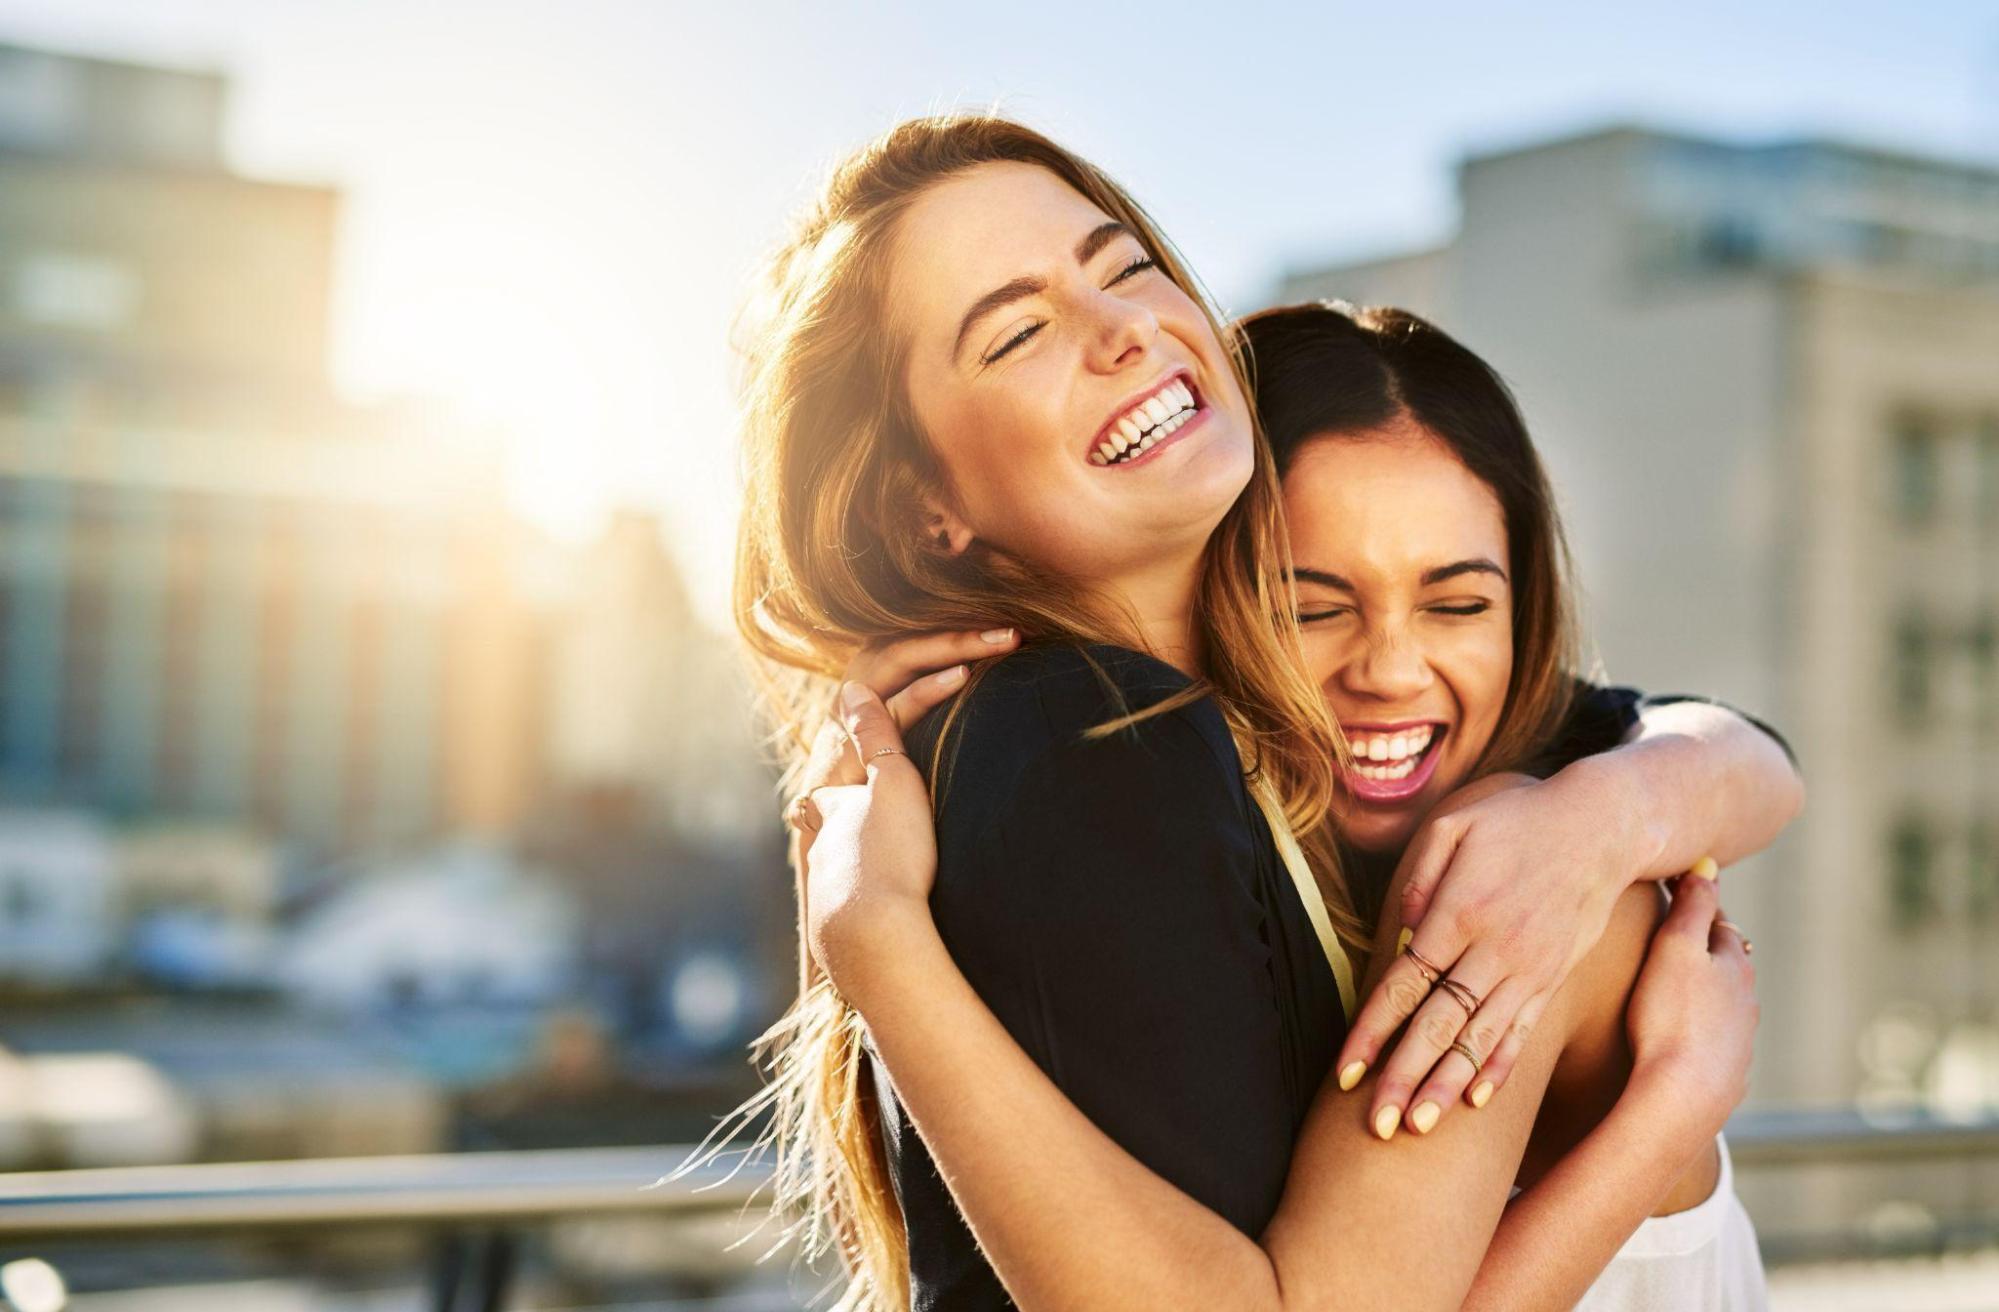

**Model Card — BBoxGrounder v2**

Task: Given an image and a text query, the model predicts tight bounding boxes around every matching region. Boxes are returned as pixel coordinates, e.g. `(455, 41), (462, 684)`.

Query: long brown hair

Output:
(1238, 300), (1584, 783)
(704, 115), (1349, 1310)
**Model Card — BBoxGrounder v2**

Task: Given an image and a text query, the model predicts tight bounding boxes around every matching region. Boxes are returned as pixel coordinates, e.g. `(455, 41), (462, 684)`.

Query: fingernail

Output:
(1338, 1060), (1366, 1091)
(981, 627), (1014, 644)
(1470, 1081), (1493, 1108)
(1373, 1105), (1401, 1141)
(1396, 927), (1412, 956)
(936, 664), (967, 688)
(1409, 1101), (1440, 1135)
(1691, 855), (1719, 881)
(840, 681), (867, 714)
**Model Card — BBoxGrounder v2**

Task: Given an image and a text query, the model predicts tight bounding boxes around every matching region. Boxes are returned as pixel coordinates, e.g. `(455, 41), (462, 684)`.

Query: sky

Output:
(1, 0), (1994, 621)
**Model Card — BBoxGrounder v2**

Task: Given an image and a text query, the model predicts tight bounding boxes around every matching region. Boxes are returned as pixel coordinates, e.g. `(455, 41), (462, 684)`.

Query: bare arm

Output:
(813, 696), (1737, 1312)
(1578, 696), (1805, 880)
(1342, 696), (1800, 1132)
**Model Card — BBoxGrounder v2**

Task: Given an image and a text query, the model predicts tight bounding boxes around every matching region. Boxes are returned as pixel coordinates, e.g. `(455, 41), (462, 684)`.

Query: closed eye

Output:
(982, 321), (1043, 365)
(1108, 254), (1157, 285)
(983, 255), (1156, 366)
(1296, 606), (1352, 624)
(1430, 601), (1492, 616)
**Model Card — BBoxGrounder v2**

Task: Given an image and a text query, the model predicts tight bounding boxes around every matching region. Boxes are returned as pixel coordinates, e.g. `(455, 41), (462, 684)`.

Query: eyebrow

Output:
(1289, 558), (1508, 590)
(951, 221), (1132, 361)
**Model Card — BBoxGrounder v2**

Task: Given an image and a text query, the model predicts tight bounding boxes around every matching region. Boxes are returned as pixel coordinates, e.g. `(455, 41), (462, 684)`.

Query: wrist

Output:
(1627, 1052), (1734, 1141)
(820, 897), (942, 1012)
(1554, 751), (1662, 884)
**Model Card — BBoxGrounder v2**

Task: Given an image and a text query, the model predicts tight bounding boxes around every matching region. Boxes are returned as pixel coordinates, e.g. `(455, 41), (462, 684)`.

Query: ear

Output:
(918, 490), (975, 557)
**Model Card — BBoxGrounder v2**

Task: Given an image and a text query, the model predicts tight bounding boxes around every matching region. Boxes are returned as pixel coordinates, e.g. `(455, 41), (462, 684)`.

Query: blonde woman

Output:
(723, 113), (1798, 1310)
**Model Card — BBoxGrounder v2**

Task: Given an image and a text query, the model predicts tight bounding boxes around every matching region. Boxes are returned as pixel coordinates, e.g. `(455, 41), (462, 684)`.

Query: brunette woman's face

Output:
(890, 162), (1255, 588)
(1281, 418), (1514, 854)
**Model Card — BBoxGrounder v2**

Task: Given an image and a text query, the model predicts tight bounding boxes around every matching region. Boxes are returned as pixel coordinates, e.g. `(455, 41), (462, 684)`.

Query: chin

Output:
(1340, 809), (1422, 857)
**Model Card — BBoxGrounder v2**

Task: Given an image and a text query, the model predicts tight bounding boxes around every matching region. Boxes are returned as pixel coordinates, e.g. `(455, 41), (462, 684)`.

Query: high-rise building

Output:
(1283, 123), (1999, 1232)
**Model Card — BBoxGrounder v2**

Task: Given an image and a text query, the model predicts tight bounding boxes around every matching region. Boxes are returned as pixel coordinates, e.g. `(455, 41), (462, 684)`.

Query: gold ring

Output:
(787, 794), (822, 834)
(1717, 919), (1753, 954)
(1404, 946), (1446, 986)
(867, 746), (906, 763)
(1438, 978), (1483, 1017)
(1449, 1039), (1484, 1072)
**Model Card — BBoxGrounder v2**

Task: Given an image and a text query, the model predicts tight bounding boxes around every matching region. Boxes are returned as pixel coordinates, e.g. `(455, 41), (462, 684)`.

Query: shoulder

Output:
(1548, 880), (1667, 1094)
(1515, 680), (1644, 779)
(907, 642), (1241, 834)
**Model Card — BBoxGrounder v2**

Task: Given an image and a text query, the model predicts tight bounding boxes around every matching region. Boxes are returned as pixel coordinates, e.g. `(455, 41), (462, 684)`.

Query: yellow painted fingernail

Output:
(1691, 855), (1719, 881)
(1409, 1101), (1441, 1134)
(1470, 1081), (1494, 1108)
(1396, 927), (1413, 955)
(1373, 1105), (1401, 1140)
(1338, 1060), (1366, 1091)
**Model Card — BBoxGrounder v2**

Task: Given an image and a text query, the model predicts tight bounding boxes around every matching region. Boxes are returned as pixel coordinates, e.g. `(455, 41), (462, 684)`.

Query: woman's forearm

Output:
(1463, 1067), (1714, 1311)
(1558, 700), (1803, 881)
(842, 900), (1568, 1312)
(843, 909), (1285, 1312)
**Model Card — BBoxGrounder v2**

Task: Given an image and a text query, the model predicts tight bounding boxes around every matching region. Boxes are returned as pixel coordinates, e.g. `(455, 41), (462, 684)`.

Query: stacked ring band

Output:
(1405, 946), (1446, 985)
(1438, 978), (1483, 1016)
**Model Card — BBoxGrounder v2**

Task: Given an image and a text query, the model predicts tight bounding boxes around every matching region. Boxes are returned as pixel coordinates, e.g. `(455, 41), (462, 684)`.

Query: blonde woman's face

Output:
(1281, 421), (1514, 854)
(890, 162), (1255, 589)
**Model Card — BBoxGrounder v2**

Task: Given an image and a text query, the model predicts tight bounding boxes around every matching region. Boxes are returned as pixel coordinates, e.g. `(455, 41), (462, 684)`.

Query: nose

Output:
(1084, 283), (1158, 371)
(1335, 620), (1434, 705)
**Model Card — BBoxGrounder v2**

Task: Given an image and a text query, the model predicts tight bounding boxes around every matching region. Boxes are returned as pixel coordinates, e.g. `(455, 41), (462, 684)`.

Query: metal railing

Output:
(0, 1107), (1994, 1309)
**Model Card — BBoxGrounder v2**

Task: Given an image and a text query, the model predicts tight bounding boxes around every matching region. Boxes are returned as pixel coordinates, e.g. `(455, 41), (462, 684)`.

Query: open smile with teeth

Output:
(1346, 724), (1440, 782)
(1091, 379), (1199, 466)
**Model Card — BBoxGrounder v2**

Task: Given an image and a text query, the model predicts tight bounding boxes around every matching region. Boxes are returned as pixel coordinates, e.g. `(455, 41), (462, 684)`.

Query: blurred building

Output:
(0, 808), (115, 984)
(1285, 123), (1999, 1230)
(547, 509), (773, 844)
(0, 42), (568, 853)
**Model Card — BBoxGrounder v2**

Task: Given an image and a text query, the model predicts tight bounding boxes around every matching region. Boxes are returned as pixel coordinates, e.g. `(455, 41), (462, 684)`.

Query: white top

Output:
(1566, 1134), (1769, 1311)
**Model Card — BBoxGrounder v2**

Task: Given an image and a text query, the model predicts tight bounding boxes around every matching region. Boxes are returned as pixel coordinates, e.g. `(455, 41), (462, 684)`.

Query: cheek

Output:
(1443, 628), (1514, 745)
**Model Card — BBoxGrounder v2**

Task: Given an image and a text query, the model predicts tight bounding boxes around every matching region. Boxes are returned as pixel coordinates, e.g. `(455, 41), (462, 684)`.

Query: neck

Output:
(1114, 546), (1207, 680)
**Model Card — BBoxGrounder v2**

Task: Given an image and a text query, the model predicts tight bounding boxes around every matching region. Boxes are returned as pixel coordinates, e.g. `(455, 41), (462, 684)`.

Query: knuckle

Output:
(1418, 1009), (1461, 1049)
(1385, 974), (1430, 1016)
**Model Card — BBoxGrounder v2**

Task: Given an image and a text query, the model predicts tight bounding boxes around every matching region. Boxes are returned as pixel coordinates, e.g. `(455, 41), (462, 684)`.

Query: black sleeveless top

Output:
(869, 643), (1341, 1311)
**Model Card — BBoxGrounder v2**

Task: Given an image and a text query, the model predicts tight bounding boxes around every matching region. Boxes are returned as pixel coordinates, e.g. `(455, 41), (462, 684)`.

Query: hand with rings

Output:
(1335, 772), (1665, 1139)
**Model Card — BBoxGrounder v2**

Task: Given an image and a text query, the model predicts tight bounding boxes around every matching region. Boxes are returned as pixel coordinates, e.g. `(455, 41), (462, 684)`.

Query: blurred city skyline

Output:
(0, 0), (1992, 623)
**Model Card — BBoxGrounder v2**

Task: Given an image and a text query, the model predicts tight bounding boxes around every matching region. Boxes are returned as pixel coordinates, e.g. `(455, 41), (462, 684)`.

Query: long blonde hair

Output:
(707, 112), (1352, 1311)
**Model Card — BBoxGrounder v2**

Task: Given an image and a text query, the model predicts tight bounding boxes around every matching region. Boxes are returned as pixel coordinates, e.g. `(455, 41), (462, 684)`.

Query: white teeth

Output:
(1349, 727), (1437, 764)
(1111, 429), (1131, 454)
(1090, 450), (1108, 466)
(1139, 431), (1157, 451)
(1147, 396), (1172, 424)
(1097, 440), (1117, 462)
(1170, 381), (1191, 409)
(1118, 416), (1143, 445)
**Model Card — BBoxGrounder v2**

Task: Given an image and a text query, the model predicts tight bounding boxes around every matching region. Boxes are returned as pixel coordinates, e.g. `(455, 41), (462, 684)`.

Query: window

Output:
(1893, 613), (1933, 721)
(1978, 417), (1999, 525)
(1969, 823), (1997, 924)
(1888, 817), (1938, 930)
(1969, 614), (1997, 732)
(1889, 413), (1940, 527)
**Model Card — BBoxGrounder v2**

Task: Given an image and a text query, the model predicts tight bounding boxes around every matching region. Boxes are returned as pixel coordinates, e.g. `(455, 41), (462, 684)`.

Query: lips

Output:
(1339, 721), (1448, 805)
(1084, 370), (1201, 467)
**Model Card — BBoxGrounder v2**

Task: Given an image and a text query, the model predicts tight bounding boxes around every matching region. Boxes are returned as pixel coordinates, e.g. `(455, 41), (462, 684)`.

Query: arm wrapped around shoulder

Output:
(928, 706), (1296, 1233)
